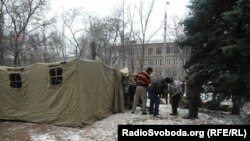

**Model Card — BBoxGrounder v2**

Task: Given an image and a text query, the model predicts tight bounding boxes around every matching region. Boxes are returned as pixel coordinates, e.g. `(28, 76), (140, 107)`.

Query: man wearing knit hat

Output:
(120, 67), (133, 109)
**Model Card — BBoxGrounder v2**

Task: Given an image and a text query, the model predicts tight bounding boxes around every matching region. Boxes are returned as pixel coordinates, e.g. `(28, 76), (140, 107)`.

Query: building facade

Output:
(114, 42), (190, 80)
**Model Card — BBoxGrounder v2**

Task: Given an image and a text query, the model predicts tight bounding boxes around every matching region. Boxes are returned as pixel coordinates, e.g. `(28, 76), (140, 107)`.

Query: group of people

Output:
(120, 67), (185, 117)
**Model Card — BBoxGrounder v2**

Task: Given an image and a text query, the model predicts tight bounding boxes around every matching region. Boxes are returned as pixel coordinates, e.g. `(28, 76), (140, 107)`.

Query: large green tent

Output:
(0, 58), (124, 127)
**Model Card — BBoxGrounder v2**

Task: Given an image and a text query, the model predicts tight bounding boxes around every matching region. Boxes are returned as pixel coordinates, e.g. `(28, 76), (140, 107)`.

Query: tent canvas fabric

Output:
(0, 58), (124, 127)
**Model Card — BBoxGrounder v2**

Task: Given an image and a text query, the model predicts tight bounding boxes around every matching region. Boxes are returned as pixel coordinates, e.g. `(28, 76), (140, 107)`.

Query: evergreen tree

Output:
(179, 0), (250, 117)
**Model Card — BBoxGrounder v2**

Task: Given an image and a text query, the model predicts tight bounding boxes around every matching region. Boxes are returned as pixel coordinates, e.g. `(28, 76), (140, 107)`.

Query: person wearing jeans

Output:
(148, 78), (168, 116)
(167, 78), (182, 115)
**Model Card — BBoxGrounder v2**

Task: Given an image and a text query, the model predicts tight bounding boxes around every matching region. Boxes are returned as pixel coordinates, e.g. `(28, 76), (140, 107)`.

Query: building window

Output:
(9, 73), (22, 88)
(49, 67), (63, 85)
(167, 58), (171, 65)
(156, 58), (162, 66)
(174, 47), (178, 54)
(156, 48), (161, 54)
(147, 59), (153, 65)
(166, 47), (171, 54)
(148, 48), (153, 55)
(174, 58), (178, 65)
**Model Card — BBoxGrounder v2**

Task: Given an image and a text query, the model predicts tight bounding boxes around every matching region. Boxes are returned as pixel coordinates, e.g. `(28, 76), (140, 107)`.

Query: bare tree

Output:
(170, 16), (191, 79)
(110, 0), (160, 71)
(109, 17), (120, 66)
(110, 6), (123, 66)
(87, 16), (120, 65)
(121, 0), (125, 68)
(88, 17), (104, 60)
(22, 26), (61, 65)
(25, 32), (41, 64)
(62, 8), (87, 58)
(3, 0), (49, 66)
(0, 0), (5, 65)
(90, 41), (96, 60)
(126, 4), (137, 73)
(47, 30), (65, 62)
(136, 0), (160, 70)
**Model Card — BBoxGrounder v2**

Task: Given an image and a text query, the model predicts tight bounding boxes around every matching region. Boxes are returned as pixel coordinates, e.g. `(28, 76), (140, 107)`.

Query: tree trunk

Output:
(0, 48), (4, 65)
(14, 51), (19, 67)
(185, 70), (207, 119)
(0, 5), (4, 65)
(231, 102), (240, 115)
(91, 42), (96, 60)
(186, 86), (202, 118)
(231, 95), (241, 115)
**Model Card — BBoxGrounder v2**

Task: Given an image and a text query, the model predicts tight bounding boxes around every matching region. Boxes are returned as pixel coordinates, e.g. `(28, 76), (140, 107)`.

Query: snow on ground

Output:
(0, 99), (249, 141)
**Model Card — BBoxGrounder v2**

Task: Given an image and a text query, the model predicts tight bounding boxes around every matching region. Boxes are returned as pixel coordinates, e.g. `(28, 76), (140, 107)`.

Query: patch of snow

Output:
(30, 133), (57, 141)
(1, 98), (249, 141)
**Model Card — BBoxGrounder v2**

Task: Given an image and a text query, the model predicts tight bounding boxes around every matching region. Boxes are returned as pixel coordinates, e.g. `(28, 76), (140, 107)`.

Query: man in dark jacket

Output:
(148, 78), (168, 116)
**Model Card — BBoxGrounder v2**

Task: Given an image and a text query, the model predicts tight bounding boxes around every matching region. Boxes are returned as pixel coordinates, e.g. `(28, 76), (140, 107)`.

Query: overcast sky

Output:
(50, 0), (190, 41)
(51, 0), (190, 18)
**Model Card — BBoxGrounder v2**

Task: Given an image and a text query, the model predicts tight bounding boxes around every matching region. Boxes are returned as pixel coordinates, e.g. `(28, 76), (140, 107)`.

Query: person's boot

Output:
(170, 109), (177, 116)
(183, 115), (194, 119)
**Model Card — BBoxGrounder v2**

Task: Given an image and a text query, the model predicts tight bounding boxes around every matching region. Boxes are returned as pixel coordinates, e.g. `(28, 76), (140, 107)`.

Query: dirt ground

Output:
(1, 102), (250, 141)
(0, 121), (88, 141)
(0, 121), (53, 141)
